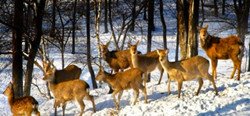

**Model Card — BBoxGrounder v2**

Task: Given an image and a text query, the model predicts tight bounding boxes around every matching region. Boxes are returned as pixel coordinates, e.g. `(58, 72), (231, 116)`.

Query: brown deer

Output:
(43, 67), (96, 116)
(3, 82), (40, 116)
(129, 41), (164, 86)
(37, 60), (81, 84)
(157, 49), (218, 98)
(96, 66), (148, 110)
(99, 41), (132, 73)
(197, 25), (244, 80)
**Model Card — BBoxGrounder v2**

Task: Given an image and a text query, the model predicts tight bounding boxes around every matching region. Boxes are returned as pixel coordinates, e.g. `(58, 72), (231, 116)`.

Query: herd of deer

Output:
(3, 25), (244, 116)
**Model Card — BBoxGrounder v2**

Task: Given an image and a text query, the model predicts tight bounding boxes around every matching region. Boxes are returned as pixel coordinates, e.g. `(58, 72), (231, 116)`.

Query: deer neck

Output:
(160, 57), (172, 71)
(131, 54), (139, 68)
(103, 73), (116, 87)
(6, 90), (15, 108)
(47, 81), (57, 93)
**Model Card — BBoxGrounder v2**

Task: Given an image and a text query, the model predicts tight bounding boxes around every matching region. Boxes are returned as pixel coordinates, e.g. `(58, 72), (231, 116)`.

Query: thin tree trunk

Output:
(72, 0), (77, 54)
(130, 0), (137, 32)
(214, 0), (218, 17)
(222, 0), (225, 15)
(13, 0), (24, 98)
(147, 0), (154, 82)
(187, 0), (199, 58)
(86, 0), (97, 89)
(50, 0), (57, 37)
(108, 0), (119, 49)
(24, 0), (46, 96)
(177, 0), (188, 60)
(104, 0), (108, 33)
(159, 0), (167, 49)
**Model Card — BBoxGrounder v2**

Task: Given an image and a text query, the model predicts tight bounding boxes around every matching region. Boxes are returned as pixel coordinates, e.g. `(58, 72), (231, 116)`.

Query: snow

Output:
(0, 36), (250, 116)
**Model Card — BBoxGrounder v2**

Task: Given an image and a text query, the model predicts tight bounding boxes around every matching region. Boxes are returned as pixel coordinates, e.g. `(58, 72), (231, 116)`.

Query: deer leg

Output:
(86, 94), (96, 112)
(231, 56), (241, 80)
(139, 84), (148, 103)
(177, 81), (183, 98)
(167, 77), (171, 95)
(157, 69), (164, 85)
(196, 78), (203, 96)
(62, 103), (66, 116)
(117, 91), (123, 106)
(132, 87), (139, 105)
(54, 101), (58, 116)
(112, 90), (119, 110)
(76, 98), (85, 116)
(205, 73), (219, 95)
(211, 59), (218, 80)
(143, 72), (148, 87)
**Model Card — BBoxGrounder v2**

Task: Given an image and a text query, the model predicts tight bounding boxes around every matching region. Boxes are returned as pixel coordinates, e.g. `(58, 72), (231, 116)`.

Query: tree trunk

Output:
(187, 0), (199, 58)
(214, 0), (218, 17)
(86, 0), (97, 89)
(13, 0), (24, 98)
(177, 0), (188, 60)
(24, 0), (46, 96)
(130, 0), (137, 32)
(222, 0), (226, 15)
(159, 0), (167, 49)
(104, 0), (108, 33)
(50, 0), (57, 37)
(147, 0), (154, 82)
(108, 0), (119, 49)
(72, 0), (77, 54)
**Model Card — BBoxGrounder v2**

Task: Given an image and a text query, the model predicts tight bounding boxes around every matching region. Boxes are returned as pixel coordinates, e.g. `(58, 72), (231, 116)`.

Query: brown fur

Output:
(43, 68), (96, 116)
(197, 25), (243, 80)
(129, 41), (164, 86)
(3, 83), (40, 116)
(96, 67), (148, 110)
(43, 61), (81, 83)
(157, 49), (218, 98)
(100, 42), (132, 73)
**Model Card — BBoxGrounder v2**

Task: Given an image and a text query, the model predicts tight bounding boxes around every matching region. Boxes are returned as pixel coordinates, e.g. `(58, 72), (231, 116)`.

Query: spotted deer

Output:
(3, 82), (40, 116)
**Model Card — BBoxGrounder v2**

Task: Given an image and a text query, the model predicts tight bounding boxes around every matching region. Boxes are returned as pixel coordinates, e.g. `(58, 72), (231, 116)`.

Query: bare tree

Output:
(187, 0), (199, 57)
(13, 0), (24, 98)
(159, 0), (167, 49)
(24, 0), (47, 96)
(86, 0), (97, 89)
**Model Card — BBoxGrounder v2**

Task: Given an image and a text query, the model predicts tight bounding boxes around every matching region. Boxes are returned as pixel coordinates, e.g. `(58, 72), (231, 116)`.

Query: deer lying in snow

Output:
(3, 82), (40, 116)
(96, 66), (148, 110)
(157, 49), (218, 98)
(129, 40), (164, 86)
(43, 67), (96, 116)
(197, 25), (244, 80)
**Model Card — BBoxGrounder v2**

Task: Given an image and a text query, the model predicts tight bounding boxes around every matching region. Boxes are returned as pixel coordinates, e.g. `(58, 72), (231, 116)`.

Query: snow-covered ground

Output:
(0, 35), (250, 116)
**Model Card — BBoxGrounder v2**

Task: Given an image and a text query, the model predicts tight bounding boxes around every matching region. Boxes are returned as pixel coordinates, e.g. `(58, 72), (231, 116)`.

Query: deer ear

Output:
(197, 26), (201, 31)
(204, 24), (208, 29)
(106, 41), (110, 46)
(156, 50), (160, 55)
(165, 49), (169, 54)
(135, 40), (140, 46)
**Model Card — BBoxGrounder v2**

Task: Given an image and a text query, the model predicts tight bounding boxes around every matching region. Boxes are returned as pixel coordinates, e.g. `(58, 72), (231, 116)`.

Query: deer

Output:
(129, 40), (164, 86)
(157, 49), (218, 98)
(42, 66), (96, 116)
(3, 82), (40, 116)
(99, 41), (133, 73)
(197, 25), (244, 80)
(95, 66), (148, 110)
